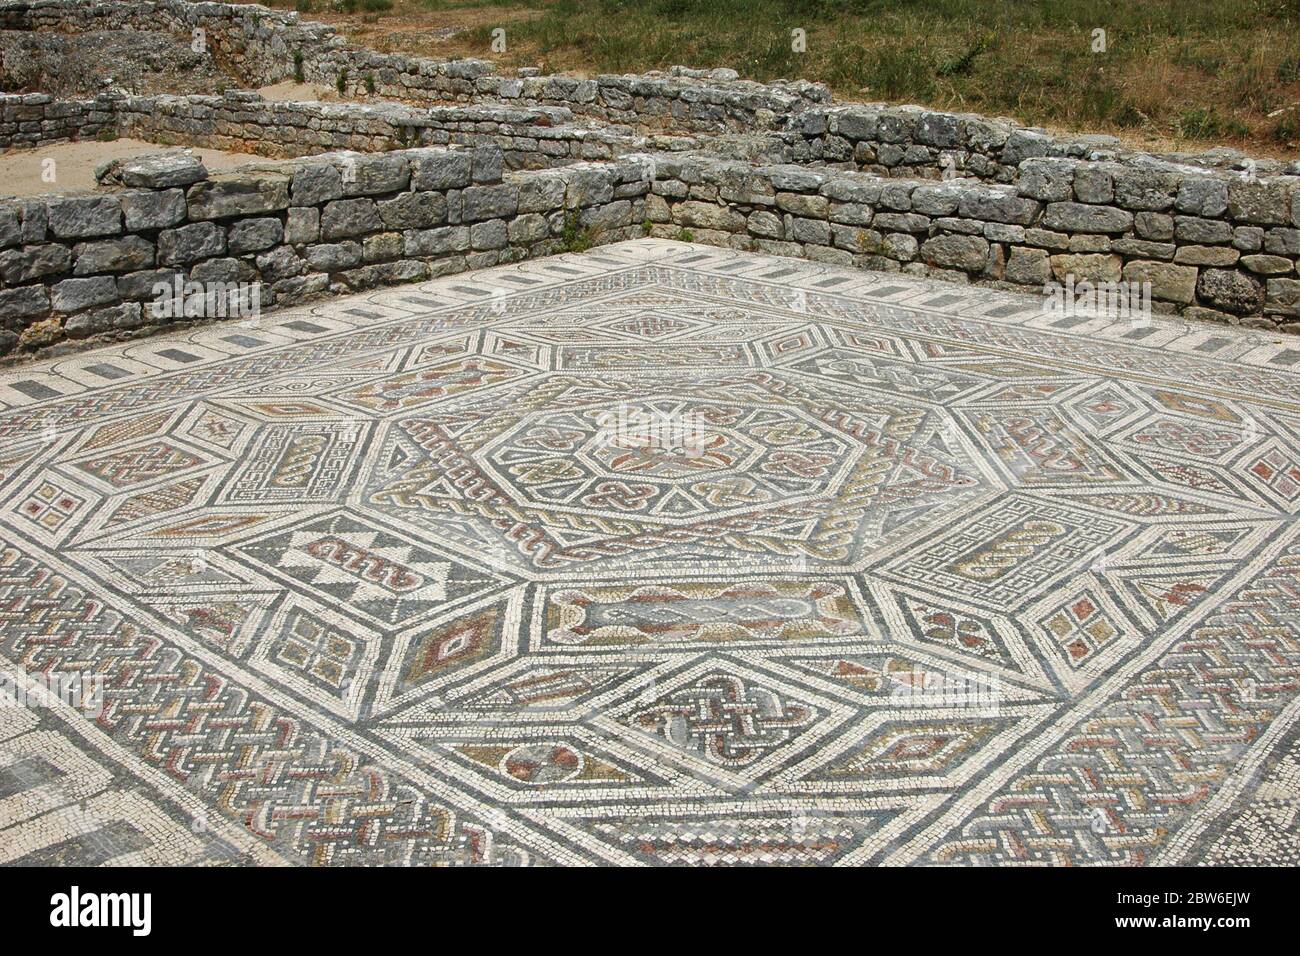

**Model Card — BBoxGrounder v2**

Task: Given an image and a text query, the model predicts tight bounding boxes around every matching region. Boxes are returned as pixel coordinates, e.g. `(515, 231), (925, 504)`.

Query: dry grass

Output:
(257, 0), (1300, 158)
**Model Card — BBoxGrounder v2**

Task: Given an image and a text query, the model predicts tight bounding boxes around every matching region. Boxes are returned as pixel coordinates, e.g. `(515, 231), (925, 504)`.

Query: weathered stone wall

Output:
(640, 152), (1300, 329)
(0, 18), (237, 98)
(0, 90), (661, 169)
(4, 137), (1298, 349)
(789, 105), (1130, 182)
(0, 145), (650, 361)
(0, 92), (119, 148)
(17, 0), (1299, 179)
(12, 0), (1299, 182)
(1, 0), (829, 132)
(787, 104), (1300, 184)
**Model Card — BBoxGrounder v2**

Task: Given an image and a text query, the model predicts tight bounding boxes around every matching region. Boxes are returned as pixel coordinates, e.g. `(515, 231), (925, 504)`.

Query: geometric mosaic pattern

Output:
(1, 239), (1299, 865)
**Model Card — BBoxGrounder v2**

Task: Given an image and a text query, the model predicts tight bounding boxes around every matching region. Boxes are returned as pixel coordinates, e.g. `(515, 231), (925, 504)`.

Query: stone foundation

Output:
(639, 152), (1300, 328)
(0, 90), (665, 169)
(0, 145), (651, 360)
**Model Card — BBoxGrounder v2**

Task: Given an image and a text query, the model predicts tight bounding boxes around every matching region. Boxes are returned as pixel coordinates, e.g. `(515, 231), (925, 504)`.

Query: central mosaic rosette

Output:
(477, 396), (859, 522)
(365, 372), (997, 573)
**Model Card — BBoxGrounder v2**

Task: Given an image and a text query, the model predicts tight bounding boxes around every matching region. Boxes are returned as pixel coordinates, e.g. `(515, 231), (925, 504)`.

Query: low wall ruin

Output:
(0, 90), (666, 169)
(2, 0), (828, 131)
(640, 152), (1300, 328)
(0, 144), (650, 359)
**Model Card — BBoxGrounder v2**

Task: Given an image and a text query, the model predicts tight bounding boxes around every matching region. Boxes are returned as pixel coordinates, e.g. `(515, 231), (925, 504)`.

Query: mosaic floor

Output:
(2, 238), (1300, 866)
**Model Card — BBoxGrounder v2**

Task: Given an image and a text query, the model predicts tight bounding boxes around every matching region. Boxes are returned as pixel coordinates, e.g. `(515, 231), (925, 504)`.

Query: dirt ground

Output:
(0, 139), (263, 197)
(311, 6), (541, 63)
(257, 80), (362, 103)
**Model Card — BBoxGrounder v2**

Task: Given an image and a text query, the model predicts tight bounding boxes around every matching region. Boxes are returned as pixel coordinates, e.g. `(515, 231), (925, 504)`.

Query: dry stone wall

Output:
(0, 90), (664, 169)
(788, 104), (1300, 184)
(2, 0), (828, 132)
(0, 145), (650, 360)
(640, 152), (1300, 328)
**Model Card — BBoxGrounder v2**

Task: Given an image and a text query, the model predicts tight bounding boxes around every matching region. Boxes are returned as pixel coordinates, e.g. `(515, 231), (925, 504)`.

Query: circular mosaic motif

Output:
(479, 396), (859, 522)
(369, 373), (995, 572)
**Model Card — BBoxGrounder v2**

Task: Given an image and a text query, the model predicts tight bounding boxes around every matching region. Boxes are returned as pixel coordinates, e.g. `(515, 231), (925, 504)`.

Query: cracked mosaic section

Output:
(1, 240), (1298, 865)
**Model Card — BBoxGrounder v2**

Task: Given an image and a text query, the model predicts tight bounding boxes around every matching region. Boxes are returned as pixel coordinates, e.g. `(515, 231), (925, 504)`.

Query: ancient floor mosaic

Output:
(2, 238), (1300, 866)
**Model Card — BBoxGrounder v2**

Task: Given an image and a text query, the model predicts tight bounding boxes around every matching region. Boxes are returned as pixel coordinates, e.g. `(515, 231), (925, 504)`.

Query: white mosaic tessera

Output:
(1, 240), (1298, 866)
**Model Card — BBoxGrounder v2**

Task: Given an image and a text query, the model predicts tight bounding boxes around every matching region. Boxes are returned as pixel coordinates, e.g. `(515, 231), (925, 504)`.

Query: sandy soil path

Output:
(0, 139), (263, 197)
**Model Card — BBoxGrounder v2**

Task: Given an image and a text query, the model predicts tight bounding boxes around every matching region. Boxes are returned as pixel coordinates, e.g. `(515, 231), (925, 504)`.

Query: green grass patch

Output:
(560, 209), (595, 252)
